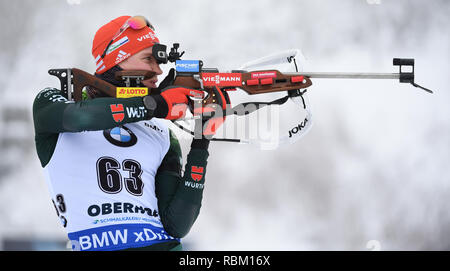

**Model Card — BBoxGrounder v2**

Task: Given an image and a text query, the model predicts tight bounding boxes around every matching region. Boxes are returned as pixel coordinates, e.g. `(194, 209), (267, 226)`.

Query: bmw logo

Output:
(103, 126), (137, 147)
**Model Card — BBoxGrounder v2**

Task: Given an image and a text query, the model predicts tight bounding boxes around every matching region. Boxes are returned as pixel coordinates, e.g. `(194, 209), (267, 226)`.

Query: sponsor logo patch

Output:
(110, 104), (125, 123)
(68, 223), (179, 251)
(251, 71), (277, 79)
(175, 60), (200, 73)
(103, 125), (138, 147)
(115, 50), (131, 64)
(201, 73), (242, 87)
(106, 36), (129, 55)
(116, 87), (148, 98)
(191, 166), (204, 182)
(137, 31), (157, 42)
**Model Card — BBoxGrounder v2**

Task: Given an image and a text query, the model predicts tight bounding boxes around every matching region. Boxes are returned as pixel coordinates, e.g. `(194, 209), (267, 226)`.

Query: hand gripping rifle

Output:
(48, 44), (433, 145)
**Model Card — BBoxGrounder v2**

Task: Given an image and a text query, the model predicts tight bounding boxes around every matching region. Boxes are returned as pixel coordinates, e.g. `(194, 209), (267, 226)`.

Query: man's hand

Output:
(143, 86), (204, 120)
(193, 86), (230, 139)
(157, 68), (176, 92)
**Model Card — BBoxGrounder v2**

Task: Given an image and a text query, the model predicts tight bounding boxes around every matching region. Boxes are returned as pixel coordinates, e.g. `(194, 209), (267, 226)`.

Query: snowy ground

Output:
(0, 0), (449, 250)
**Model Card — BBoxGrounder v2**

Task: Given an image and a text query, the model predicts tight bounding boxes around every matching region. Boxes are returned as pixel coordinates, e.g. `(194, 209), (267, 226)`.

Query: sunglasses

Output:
(101, 15), (155, 59)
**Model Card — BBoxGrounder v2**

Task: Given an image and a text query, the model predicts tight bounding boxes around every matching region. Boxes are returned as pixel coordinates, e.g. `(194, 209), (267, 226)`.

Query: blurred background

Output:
(0, 0), (448, 250)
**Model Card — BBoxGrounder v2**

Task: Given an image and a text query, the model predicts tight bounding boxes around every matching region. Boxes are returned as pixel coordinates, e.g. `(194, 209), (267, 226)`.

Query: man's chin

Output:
(143, 81), (157, 89)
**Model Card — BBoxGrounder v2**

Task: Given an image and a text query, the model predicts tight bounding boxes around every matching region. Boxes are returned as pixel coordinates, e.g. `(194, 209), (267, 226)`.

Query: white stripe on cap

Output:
(96, 59), (104, 70)
(97, 65), (106, 72)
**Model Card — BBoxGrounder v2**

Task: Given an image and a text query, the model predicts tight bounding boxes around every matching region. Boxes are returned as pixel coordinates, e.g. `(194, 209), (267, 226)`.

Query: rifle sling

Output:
(226, 89), (307, 116)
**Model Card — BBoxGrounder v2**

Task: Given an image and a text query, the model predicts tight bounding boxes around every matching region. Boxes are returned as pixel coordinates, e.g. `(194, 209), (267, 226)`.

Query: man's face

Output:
(118, 46), (163, 88)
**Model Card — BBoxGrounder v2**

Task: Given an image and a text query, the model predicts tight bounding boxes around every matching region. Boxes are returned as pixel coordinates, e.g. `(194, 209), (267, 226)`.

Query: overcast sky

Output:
(0, 0), (448, 250)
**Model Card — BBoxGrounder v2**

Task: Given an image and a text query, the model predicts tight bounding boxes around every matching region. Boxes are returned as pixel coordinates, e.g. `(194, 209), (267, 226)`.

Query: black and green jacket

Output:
(32, 87), (210, 250)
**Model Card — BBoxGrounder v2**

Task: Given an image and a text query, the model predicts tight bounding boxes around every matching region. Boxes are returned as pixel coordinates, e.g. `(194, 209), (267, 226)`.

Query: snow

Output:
(0, 0), (449, 250)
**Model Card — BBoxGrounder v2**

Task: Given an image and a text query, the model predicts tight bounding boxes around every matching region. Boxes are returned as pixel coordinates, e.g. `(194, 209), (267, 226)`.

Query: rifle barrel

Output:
(289, 72), (400, 80)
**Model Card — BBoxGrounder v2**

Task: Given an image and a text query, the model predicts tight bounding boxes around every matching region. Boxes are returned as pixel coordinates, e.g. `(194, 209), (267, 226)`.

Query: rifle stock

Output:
(71, 68), (117, 101)
(48, 68), (158, 101)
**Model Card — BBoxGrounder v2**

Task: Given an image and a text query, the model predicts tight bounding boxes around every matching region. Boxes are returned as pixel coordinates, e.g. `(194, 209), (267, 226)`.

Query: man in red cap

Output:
(32, 15), (226, 251)
(92, 16), (163, 89)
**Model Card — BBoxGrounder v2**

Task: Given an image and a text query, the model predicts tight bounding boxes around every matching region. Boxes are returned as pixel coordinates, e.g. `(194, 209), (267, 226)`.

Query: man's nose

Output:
(154, 63), (163, 76)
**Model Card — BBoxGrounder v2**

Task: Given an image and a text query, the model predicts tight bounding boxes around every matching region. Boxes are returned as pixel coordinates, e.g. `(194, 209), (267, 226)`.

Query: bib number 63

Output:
(96, 156), (144, 196)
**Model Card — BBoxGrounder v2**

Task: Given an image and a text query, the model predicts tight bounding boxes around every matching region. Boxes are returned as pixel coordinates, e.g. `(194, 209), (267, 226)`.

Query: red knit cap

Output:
(92, 16), (160, 74)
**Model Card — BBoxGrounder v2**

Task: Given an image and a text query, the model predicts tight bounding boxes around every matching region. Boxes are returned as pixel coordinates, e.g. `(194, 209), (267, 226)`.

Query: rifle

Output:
(48, 44), (433, 146)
